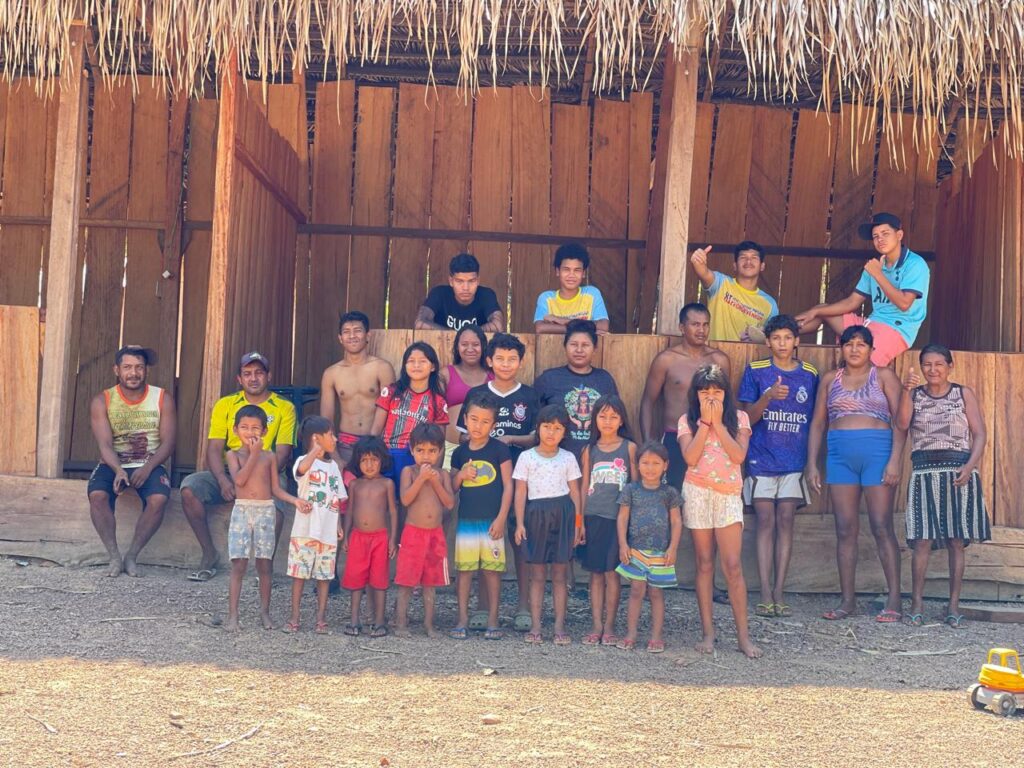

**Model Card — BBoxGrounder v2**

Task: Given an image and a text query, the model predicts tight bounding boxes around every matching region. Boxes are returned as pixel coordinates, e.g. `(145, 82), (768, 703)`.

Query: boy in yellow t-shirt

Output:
(690, 241), (778, 342)
(534, 243), (610, 335)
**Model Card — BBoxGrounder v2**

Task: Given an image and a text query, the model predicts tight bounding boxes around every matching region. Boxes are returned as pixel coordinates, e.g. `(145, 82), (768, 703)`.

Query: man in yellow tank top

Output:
(87, 346), (177, 577)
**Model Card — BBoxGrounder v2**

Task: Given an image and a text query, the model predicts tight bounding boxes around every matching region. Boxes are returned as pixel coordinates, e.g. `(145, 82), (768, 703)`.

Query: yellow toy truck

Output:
(969, 648), (1024, 716)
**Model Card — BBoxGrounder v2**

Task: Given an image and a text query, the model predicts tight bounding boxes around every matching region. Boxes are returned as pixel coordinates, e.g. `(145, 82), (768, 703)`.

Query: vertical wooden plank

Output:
(36, 26), (88, 478)
(66, 80), (133, 463)
(681, 102), (716, 307)
(175, 98), (217, 469)
(628, 92), (655, 333)
(745, 107), (794, 299)
(198, 68), (241, 468)
(350, 86), (394, 328)
(0, 306), (41, 474)
(588, 98), (631, 332)
(907, 131), (940, 253)
(123, 79), (170, 354)
(649, 43), (700, 335)
(551, 103), (590, 238)
(873, 113), (917, 222)
(780, 109), (837, 313)
(469, 89), (513, 310)
(510, 86), (551, 333)
(268, 80), (311, 384)
(389, 83), (436, 328)
(703, 103), (754, 277)
(599, 334), (669, 430)
(428, 87), (473, 291)
(0, 84), (52, 306)
(308, 81), (354, 379)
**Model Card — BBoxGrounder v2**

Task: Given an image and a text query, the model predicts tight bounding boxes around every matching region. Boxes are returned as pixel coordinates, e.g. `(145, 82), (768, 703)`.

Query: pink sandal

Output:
(616, 638), (636, 651)
(582, 633), (601, 646)
(524, 631), (543, 644)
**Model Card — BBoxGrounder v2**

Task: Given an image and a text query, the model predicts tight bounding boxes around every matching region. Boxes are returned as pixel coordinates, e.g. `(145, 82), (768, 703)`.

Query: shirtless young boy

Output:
(395, 424), (455, 637)
(341, 436), (398, 637)
(640, 303), (731, 489)
(320, 311), (396, 464)
(225, 405), (309, 631)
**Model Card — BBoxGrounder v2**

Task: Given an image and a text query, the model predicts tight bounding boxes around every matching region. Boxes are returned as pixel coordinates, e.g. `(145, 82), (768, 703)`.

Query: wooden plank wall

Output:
(64, 78), (179, 465)
(932, 128), (1024, 352)
(687, 104), (940, 343)
(300, 85), (655, 335)
(0, 305), (41, 474)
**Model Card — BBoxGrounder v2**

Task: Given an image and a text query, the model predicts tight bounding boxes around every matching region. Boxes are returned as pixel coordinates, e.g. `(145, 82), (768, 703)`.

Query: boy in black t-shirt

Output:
(450, 394), (513, 639)
(414, 253), (505, 332)
(456, 333), (539, 630)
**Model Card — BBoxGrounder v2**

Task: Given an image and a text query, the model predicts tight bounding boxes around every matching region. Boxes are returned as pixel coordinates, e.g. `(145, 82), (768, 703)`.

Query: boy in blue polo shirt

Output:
(795, 212), (929, 365)
(738, 315), (818, 618)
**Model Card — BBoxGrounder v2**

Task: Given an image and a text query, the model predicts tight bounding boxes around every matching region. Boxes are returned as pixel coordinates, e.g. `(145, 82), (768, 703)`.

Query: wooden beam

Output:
(197, 61), (241, 469)
(36, 23), (89, 478)
(650, 38), (701, 335)
(155, 95), (189, 397)
(233, 136), (307, 223)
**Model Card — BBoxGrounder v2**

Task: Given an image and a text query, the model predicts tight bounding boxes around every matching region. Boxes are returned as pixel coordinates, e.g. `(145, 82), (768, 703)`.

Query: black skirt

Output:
(522, 495), (575, 564)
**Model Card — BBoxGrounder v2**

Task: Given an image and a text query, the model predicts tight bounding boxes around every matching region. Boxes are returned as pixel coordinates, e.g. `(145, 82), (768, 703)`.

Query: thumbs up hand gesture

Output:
(770, 375), (790, 400)
(903, 367), (921, 391)
(689, 245), (712, 269)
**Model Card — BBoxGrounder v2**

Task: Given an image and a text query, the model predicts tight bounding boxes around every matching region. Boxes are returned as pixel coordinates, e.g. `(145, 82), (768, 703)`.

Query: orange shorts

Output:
(842, 313), (908, 366)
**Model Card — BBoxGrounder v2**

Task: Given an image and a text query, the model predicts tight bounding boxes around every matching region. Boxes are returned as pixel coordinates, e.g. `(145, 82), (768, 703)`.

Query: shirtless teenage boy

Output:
(320, 311), (396, 464)
(640, 303), (731, 490)
(395, 424), (455, 637)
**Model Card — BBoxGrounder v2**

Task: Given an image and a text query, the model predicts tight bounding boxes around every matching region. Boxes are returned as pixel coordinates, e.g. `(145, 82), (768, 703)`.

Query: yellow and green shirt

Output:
(534, 286), (609, 323)
(208, 391), (297, 453)
(705, 272), (779, 342)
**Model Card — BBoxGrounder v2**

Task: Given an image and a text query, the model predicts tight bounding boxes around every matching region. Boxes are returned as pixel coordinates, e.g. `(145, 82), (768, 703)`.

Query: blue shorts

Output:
(87, 464), (170, 510)
(386, 447), (414, 484)
(826, 429), (892, 487)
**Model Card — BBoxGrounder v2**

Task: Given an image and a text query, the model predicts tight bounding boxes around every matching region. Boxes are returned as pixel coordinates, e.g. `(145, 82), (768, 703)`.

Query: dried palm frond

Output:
(0, 0), (1020, 160)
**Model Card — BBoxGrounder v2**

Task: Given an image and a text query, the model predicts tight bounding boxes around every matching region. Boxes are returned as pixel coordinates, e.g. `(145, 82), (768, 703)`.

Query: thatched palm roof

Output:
(4, 1), (1023, 159)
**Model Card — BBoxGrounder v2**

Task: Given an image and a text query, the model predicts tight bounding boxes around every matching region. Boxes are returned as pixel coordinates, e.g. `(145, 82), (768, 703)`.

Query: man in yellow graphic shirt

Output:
(690, 241), (779, 342)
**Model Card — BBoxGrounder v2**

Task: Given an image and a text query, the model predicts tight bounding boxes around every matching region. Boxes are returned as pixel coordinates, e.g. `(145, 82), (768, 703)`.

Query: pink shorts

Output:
(842, 314), (908, 366)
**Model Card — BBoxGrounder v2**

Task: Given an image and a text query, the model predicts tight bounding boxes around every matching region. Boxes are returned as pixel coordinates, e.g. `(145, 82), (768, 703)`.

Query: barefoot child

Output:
(342, 437), (398, 637)
(225, 405), (309, 631)
(679, 365), (762, 658)
(615, 442), (682, 653)
(373, 341), (449, 483)
(451, 394), (514, 640)
(738, 315), (818, 618)
(395, 424), (454, 637)
(513, 405), (582, 645)
(578, 396), (636, 646)
(284, 416), (346, 634)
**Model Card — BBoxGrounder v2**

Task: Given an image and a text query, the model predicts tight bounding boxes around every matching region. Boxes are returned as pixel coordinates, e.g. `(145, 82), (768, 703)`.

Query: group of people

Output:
(84, 211), (991, 656)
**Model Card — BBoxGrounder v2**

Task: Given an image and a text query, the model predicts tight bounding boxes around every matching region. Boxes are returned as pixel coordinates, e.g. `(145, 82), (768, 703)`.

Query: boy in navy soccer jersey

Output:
(737, 315), (818, 618)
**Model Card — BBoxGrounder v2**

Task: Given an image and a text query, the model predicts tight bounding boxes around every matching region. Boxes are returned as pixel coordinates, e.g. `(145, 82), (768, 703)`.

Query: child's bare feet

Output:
(105, 556), (123, 578)
(123, 554), (140, 578)
(260, 612), (274, 630)
(694, 634), (715, 654)
(224, 616), (242, 632)
(738, 639), (763, 659)
(394, 625), (412, 638)
(424, 626), (440, 639)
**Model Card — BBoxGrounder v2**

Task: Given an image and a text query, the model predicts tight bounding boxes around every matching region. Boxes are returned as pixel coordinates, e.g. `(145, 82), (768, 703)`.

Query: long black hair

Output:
(685, 364), (740, 438)
(452, 324), (488, 368)
(392, 341), (445, 399)
(587, 395), (633, 446)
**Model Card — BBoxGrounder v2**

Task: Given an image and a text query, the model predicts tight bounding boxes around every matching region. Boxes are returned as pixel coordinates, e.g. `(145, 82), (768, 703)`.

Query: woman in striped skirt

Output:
(896, 344), (990, 628)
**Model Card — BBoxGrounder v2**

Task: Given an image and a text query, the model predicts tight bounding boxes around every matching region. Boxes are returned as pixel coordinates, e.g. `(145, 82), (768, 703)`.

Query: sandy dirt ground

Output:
(0, 557), (1022, 767)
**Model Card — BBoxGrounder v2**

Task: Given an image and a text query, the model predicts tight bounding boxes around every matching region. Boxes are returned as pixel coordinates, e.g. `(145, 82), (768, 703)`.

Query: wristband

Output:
(700, 419), (712, 427)
(575, 514), (584, 528)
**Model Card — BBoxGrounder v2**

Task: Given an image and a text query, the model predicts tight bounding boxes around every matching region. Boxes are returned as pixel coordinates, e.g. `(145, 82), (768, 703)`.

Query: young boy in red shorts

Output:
(395, 424), (454, 637)
(341, 436), (397, 637)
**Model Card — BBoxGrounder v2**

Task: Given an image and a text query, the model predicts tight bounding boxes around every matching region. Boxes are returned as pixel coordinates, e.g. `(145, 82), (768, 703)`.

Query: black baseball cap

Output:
(239, 351), (270, 371)
(857, 212), (902, 241)
(115, 345), (157, 365)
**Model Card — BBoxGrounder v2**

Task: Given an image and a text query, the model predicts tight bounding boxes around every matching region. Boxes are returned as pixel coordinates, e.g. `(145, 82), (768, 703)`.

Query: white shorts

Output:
(742, 472), (810, 508)
(682, 482), (744, 529)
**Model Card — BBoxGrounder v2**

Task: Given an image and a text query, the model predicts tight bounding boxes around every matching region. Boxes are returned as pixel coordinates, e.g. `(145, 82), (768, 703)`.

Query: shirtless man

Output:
(319, 311), (396, 465)
(640, 303), (731, 490)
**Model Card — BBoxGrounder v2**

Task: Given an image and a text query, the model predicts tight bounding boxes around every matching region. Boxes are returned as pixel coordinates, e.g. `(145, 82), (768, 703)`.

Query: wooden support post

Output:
(36, 23), (89, 478)
(649, 37), (701, 336)
(196, 62), (240, 469)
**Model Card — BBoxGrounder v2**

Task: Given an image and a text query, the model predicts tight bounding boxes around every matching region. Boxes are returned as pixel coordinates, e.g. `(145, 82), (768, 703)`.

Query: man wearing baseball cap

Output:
(179, 351), (297, 581)
(87, 346), (176, 577)
(795, 212), (930, 365)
